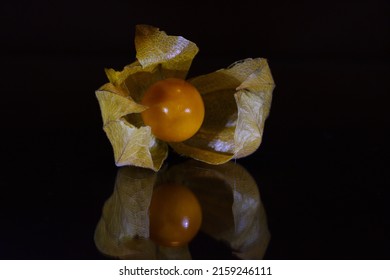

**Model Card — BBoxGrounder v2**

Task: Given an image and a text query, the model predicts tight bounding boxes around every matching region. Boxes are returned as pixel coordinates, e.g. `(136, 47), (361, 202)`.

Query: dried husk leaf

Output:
(96, 84), (168, 171)
(167, 160), (270, 259)
(170, 58), (275, 164)
(96, 25), (199, 171)
(104, 25), (198, 95)
(135, 25), (199, 78)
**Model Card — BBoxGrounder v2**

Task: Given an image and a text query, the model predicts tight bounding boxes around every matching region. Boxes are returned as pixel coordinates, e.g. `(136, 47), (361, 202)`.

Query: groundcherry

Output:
(141, 78), (205, 142)
(149, 183), (202, 247)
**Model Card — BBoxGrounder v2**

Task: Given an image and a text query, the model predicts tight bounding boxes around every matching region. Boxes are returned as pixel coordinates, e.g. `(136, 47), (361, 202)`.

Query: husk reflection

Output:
(94, 160), (270, 259)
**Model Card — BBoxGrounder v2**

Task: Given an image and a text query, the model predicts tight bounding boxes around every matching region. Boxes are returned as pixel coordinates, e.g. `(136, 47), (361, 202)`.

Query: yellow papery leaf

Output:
(102, 120), (166, 170)
(96, 84), (167, 171)
(135, 25), (199, 77)
(96, 86), (146, 124)
(170, 58), (275, 164)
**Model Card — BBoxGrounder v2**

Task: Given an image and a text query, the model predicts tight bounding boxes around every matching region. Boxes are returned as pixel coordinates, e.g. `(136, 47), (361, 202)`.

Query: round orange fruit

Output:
(141, 78), (204, 142)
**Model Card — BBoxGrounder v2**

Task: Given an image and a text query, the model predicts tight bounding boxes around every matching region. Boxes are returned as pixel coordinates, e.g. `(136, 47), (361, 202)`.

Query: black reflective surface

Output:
(1, 0), (389, 259)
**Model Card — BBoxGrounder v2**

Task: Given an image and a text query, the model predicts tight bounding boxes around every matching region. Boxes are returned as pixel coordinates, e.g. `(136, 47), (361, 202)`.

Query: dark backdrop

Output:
(1, 0), (389, 259)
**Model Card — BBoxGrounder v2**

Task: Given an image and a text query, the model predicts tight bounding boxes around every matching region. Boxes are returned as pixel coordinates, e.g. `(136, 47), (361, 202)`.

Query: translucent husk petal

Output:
(104, 24), (199, 90)
(96, 85), (167, 171)
(135, 25), (199, 78)
(169, 58), (275, 164)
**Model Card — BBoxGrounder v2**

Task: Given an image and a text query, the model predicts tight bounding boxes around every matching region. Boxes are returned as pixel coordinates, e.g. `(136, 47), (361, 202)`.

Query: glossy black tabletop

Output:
(1, 0), (388, 259)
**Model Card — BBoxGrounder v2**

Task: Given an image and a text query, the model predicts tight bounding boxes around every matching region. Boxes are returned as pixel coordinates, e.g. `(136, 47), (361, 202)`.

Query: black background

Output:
(1, 0), (389, 259)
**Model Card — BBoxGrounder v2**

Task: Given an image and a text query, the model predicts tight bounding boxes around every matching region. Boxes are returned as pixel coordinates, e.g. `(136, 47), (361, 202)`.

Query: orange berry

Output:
(149, 183), (202, 247)
(141, 78), (204, 142)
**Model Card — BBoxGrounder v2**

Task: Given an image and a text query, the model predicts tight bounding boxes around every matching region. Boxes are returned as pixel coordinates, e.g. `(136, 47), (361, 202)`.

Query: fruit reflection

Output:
(149, 183), (202, 247)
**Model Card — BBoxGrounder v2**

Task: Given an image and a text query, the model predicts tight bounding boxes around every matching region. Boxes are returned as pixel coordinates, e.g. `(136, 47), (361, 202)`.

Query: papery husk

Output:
(96, 24), (275, 170)
(167, 160), (270, 259)
(94, 166), (192, 259)
(95, 25), (198, 171)
(170, 58), (275, 164)
(96, 84), (168, 171)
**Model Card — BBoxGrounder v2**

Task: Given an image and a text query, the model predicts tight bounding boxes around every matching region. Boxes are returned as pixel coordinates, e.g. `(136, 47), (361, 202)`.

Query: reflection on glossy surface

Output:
(94, 166), (158, 259)
(94, 160), (270, 259)
(149, 183), (202, 247)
